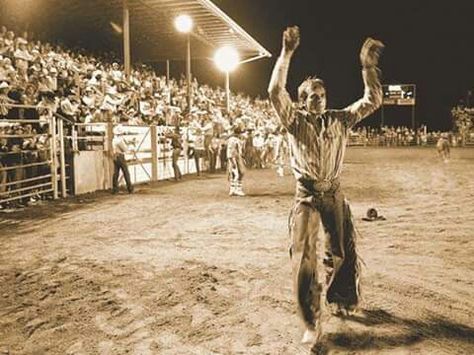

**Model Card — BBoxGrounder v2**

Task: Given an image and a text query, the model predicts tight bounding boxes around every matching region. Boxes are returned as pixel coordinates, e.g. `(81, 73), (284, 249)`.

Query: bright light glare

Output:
(214, 46), (240, 72)
(174, 15), (193, 33)
(110, 21), (123, 34)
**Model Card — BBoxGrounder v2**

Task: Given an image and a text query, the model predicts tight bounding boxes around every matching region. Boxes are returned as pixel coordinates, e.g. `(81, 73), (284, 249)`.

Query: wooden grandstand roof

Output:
(48, 0), (271, 62)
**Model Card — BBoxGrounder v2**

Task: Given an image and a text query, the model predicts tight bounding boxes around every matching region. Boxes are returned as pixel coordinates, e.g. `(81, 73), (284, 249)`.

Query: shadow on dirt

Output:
(0, 191), (112, 234)
(315, 308), (474, 352)
(0, 174), (223, 234)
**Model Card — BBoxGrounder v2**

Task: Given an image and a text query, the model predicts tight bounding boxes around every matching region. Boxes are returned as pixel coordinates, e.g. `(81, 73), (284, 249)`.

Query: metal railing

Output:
(1, 104), (69, 207)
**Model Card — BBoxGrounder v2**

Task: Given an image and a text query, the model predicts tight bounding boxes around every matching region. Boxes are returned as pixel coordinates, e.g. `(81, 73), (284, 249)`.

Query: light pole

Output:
(174, 15), (193, 116)
(214, 46), (240, 114)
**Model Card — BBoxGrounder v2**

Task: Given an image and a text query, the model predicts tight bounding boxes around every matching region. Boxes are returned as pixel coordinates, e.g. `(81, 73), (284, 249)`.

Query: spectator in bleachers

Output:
(14, 37), (32, 82)
(0, 82), (14, 118)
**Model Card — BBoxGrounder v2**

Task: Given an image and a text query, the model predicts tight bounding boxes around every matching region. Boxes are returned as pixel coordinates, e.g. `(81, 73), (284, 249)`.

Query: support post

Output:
(381, 103), (385, 128)
(58, 119), (67, 197)
(106, 122), (114, 190)
(184, 129), (189, 174)
(412, 85), (417, 130)
(49, 116), (58, 199)
(186, 34), (192, 113)
(150, 125), (158, 181)
(166, 59), (171, 105)
(225, 71), (230, 114)
(123, 0), (131, 76)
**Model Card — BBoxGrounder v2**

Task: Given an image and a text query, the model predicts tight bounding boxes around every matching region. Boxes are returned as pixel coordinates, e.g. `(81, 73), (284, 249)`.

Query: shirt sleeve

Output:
(342, 66), (383, 128)
(270, 90), (294, 128)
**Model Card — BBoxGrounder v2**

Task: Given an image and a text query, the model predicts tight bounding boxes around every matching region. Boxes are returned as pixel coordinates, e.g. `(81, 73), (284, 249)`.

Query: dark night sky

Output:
(203, 0), (473, 130)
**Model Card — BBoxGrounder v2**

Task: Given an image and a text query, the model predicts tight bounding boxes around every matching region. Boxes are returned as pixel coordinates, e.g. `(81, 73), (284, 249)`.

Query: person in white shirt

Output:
(112, 125), (134, 194)
(193, 127), (205, 176)
(13, 38), (32, 80)
(226, 126), (245, 196)
(252, 130), (265, 168)
(110, 62), (123, 82)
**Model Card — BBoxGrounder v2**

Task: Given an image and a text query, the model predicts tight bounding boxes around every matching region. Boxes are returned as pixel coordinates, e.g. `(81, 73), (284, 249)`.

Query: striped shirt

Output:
(271, 67), (382, 182)
(226, 136), (243, 159)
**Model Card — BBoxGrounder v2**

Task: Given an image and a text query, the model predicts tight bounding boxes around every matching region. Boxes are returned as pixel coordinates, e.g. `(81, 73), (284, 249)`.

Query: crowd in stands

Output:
(348, 125), (463, 146)
(0, 25), (279, 131)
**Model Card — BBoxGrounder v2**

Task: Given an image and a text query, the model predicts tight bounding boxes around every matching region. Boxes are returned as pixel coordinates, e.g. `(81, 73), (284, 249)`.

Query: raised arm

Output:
(344, 38), (384, 128)
(268, 26), (299, 127)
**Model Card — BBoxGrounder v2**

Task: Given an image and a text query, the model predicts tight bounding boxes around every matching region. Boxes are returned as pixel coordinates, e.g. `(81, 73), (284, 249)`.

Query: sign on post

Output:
(381, 84), (417, 129)
(383, 84), (416, 106)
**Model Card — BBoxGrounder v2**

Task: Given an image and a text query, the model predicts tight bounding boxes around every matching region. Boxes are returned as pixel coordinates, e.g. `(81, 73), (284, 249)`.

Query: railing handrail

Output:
(0, 148), (51, 155)
(0, 160), (51, 172)
(54, 112), (76, 125)
(0, 119), (46, 124)
(74, 122), (108, 126)
(0, 174), (52, 188)
(3, 103), (39, 110)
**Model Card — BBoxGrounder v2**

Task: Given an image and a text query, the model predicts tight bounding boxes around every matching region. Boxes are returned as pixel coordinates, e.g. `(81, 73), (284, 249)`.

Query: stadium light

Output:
(214, 46), (240, 114)
(214, 46), (240, 73)
(174, 15), (193, 33)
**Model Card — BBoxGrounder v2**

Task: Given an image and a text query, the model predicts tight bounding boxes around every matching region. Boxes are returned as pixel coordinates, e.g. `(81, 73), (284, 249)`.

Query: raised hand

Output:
(282, 26), (300, 54)
(360, 37), (384, 68)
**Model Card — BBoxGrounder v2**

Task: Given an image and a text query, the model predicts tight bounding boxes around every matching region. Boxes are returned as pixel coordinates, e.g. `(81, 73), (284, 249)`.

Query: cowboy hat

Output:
(362, 208), (386, 222)
(113, 125), (124, 135)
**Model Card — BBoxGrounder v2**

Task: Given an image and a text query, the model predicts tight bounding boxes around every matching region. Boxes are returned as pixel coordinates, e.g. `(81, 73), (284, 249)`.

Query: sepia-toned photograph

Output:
(0, 1), (473, 354)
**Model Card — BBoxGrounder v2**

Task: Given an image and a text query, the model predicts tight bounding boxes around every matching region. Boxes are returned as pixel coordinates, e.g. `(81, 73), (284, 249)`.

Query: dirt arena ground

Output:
(1, 147), (473, 355)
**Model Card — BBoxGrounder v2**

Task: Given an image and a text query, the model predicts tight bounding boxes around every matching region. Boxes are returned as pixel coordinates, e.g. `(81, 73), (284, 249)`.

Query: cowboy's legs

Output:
(228, 157), (244, 196)
(320, 191), (360, 309)
(113, 155), (133, 193)
(118, 155), (133, 192)
(172, 148), (182, 179)
(289, 201), (323, 333)
(112, 157), (121, 192)
(227, 158), (237, 194)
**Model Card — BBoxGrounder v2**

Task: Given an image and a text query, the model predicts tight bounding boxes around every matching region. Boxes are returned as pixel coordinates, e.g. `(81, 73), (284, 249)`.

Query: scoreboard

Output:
(382, 84), (416, 106)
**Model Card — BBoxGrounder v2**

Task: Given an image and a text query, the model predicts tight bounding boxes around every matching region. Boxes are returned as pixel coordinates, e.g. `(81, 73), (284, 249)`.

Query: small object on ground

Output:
(362, 207), (386, 221)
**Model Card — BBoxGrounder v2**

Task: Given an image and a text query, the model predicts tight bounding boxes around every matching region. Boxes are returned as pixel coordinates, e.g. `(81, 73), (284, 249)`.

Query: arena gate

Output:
(0, 105), (70, 209)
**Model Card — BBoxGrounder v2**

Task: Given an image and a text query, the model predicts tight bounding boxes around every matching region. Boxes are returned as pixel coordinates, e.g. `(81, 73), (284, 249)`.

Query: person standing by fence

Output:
(112, 125), (134, 194)
(208, 132), (220, 173)
(167, 126), (183, 181)
(227, 126), (245, 196)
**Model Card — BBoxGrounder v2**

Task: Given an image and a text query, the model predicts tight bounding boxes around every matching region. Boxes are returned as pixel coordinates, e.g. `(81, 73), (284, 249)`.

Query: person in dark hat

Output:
(165, 126), (183, 181)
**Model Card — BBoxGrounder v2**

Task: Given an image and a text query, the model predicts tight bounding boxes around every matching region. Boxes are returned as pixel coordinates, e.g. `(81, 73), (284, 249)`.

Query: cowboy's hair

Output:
(297, 76), (325, 102)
